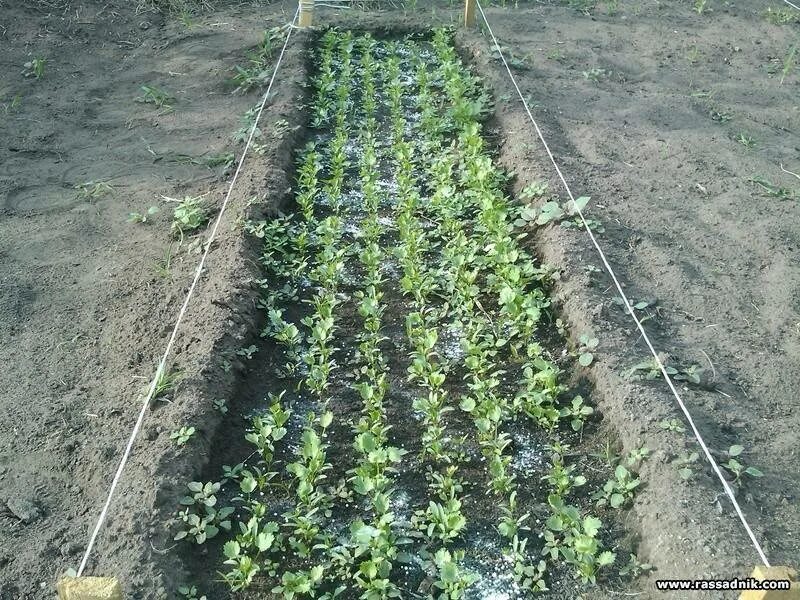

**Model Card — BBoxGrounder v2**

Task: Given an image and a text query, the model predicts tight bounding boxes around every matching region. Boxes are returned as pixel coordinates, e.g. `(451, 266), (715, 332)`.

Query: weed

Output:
(23, 57), (46, 79)
(213, 398), (228, 414)
(709, 108), (732, 123)
(128, 206), (159, 223)
(171, 426), (196, 446)
(619, 553), (654, 579)
(153, 368), (180, 399)
(153, 244), (174, 279)
(205, 152), (235, 169)
(136, 85), (175, 109)
(780, 44), (797, 84)
(694, 0), (708, 14)
(764, 6), (800, 24)
(736, 133), (756, 148)
(686, 45), (701, 65)
(749, 175), (797, 200)
(75, 180), (114, 200)
(568, 0), (596, 14)
(582, 67), (608, 82)
(547, 47), (566, 62)
(1, 93), (22, 114)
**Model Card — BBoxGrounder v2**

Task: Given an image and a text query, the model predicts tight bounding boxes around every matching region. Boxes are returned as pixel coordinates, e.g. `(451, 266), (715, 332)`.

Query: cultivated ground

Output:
(0, 0), (798, 598)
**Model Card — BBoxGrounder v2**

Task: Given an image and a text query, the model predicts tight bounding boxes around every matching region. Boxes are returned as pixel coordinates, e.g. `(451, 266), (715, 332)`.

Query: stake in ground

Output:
(171, 29), (640, 598)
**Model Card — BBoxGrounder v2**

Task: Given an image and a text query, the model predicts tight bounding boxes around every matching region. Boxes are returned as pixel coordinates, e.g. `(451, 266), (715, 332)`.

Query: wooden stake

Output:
(739, 566), (800, 600)
(299, 0), (314, 27)
(464, 0), (477, 27)
(57, 577), (123, 600)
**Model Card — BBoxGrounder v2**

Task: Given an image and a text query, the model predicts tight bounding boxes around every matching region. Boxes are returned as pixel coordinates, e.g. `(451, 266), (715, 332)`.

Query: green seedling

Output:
(170, 426), (195, 446)
(673, 451), (700, 480)
(625, 358), (677, 380)
(153, 244), (174, 279)
(23, 57), (46, 79)
(2, 93), (22, 114)
(153, 368), (181, 399)
(165, 195), (211, 238)
(560, 395), (594, 432)
(136, 85), (175, 109)
(236, 345), (258, 359)
(780, 44), (798, 84)
(582, 68), (608, 83)
(764, 6), (800, 24)
(205, 152), (235, 169)
(75, 180), (114, 200)
(659, 418), (685, 433)
(694, 0), (709, 14)
(128, 206), (159, 223)
(710, 109), (732, 123)
(722, 445), (764, 485)
(175, 481), (233, 544)
(177, 586), (207, 600)
(577, 333), (599, 367)
(749, 175), (796, 200)
(619, 553), (654, 579)
(213, 398), (228, 414)
(736, 133), (756, 148)
(593, 464), (640, 508)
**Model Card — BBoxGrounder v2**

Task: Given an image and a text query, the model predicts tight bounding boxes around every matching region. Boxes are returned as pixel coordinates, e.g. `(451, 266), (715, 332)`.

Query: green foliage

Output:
(136, 85), (175, 109)
(170, 425), (196, 446)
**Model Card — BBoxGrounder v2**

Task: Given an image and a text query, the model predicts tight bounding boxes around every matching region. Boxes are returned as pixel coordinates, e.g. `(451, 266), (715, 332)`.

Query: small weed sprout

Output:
(171, 426), (196, 446)
(23, 57), (46, 79)
(780, 44), (797, 84)
(213, 399), (228, 414)
(694, 0), (709, 14)
(619, 553), (654, 579)
(75, 180), (114, 200)
(153, 368), (181, 400)
(582, 68), (608, 83)
(136, 85), (175, 109)
(736, 133), (756, 148)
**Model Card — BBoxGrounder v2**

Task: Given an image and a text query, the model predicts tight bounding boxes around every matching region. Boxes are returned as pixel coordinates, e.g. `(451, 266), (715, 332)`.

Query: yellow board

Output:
(464, 0), (476, 27)
(57, 577), (123, 600)
(739, 566), (800, 600)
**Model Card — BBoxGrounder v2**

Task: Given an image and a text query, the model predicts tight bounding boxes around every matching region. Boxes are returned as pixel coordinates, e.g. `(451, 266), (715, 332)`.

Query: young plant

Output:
(75, 180), (114, 200)
(128, 206), (159, 223)
(23, 57), (46, 79)
(592, 464), (640, 508)
(165, 195), (211, 238)
(136, 85), (175, 109)
(722, 445), (764, 485)
(170, 426), (196, 446)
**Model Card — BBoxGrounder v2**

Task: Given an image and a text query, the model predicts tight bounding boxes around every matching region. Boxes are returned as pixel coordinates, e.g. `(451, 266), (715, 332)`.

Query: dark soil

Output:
(0, 1), (797, 599)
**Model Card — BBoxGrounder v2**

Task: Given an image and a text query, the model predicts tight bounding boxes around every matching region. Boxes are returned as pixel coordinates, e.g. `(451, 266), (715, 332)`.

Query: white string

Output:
(780, 0), (800, 11)
(474, 0), (771, 569)
(76, 6), (300, 577)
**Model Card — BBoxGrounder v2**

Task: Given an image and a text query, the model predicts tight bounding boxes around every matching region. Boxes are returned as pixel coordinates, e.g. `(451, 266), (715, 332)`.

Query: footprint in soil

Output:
(4, 497), (43, 524)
